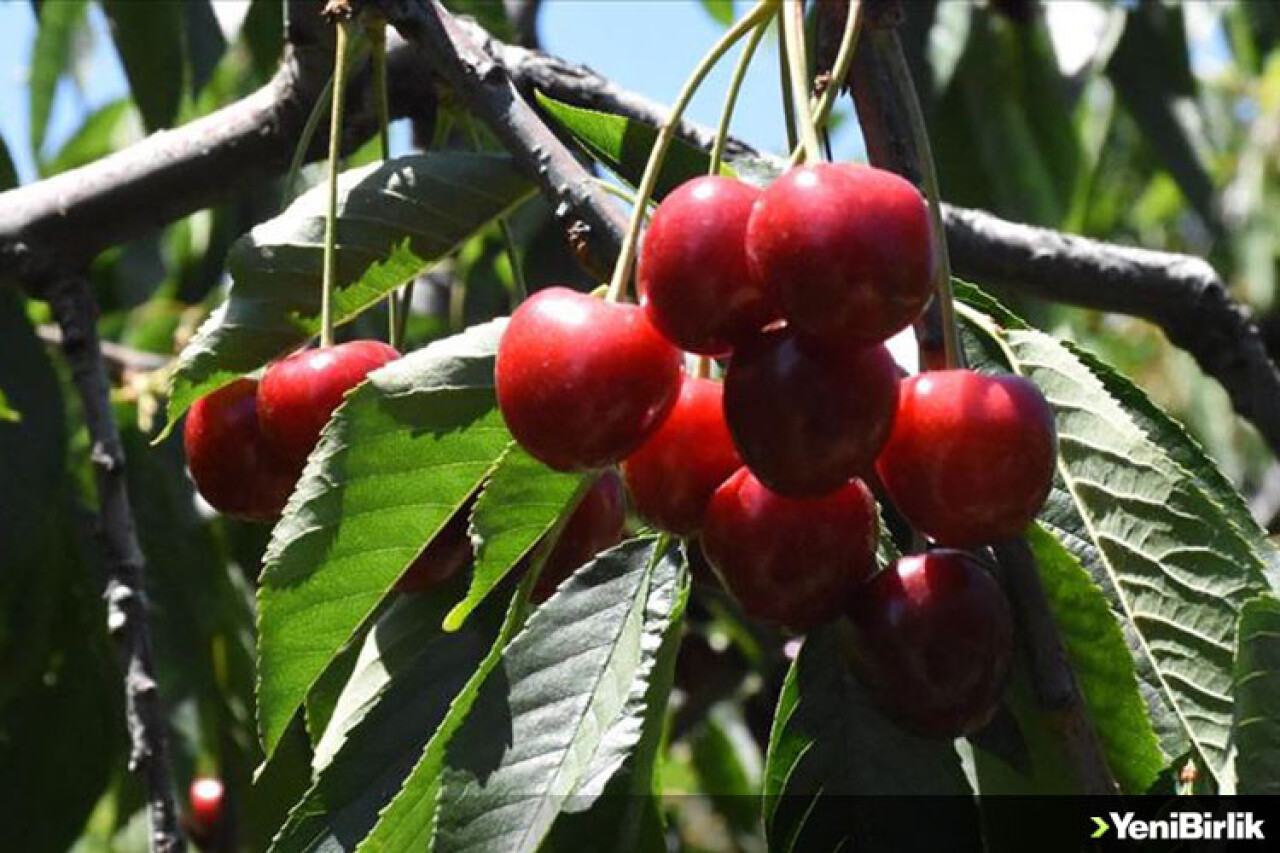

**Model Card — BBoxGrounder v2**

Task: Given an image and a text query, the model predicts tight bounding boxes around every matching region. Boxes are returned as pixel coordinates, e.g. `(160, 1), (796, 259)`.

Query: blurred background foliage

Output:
(1, 1), (1279, 850)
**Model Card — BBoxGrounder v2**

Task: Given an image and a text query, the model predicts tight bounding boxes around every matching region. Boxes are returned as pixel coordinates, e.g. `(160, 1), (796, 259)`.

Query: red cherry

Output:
(747, 163), (934, 345)
(876, 370), (1056, 548)
(532, 471), (626, 602)
(495, 288), (682, 471)
(622, 376), (742, 534)
(184, 378), (295, 521)
(396, 499), (475, 593)
(700, 468), (878, 631)
(258, 340), (400, 471)
(638, 176), (776, 355)
(846, 550), (1014, 737)
(723, 327), (899, 497)
(188, 776), (225, 836)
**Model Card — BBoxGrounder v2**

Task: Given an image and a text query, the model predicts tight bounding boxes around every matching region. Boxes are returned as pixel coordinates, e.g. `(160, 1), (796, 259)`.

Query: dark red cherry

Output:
(396, 499), (476, 594)
(700, 468), (878, 631)
(622, 376), (742, 534)
(723, 327), (899, 497)
(188, 776), (225, 839)
(532, 471), (626, 602)
(258, 340), (400, 471)
(639, 176), (776, 355)
(846, 550), (1014, 738)
(876, 370), (1056, 548)
(184, 378), (295, 521)
(747, 163), (934, 345)
(496, 287), (683, 471)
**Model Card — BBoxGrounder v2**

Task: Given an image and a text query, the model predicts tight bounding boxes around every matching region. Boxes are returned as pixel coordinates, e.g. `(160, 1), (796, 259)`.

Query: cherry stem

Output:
(604, 0), (776, 304)
(464, 116), (527, 305)
(882, 32), (961, 370)
(709, 15), (771, 176)
(781, 0), (822, 164)
(775, 6), (799, 153)
(366, 13), (403, 349)
(321, 21), (353, 350)
(281, 73), (334, 209)
(789, 0), (862, 166)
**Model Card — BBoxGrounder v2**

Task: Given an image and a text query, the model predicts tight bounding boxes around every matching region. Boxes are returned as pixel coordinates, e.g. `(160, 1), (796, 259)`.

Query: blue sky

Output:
(0, 1), (862, 185)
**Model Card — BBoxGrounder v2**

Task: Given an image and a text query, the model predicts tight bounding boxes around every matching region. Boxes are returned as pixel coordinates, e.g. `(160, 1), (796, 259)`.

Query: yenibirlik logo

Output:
(1091, 811), (1265, 841)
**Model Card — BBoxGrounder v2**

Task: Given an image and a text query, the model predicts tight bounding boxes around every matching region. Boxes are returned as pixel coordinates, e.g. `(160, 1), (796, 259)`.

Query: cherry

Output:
(496, 287), (682, 471)
(396, 498), (476, 593)
(638, 176), (775, 355)
(258, 340), (400, 471)
(188, 776), (225, 839)
(622, 376), (742, 534)
(184, 378), (295, 521)
(747, 163), (934, 345)
(846, 550), (1014, 737)
(876, 370), (1056, 548)
(723, 327), (899, 497)
(700, 468), (878, 631)
(532, 471), (626, 602)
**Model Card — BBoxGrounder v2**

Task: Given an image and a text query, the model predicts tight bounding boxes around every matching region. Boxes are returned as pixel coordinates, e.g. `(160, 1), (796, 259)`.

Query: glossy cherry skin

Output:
(258, 340), (400, 471)
(723, 327), (900, 497)
(184, 378), (295, 522)
(846, 550), (1014, 737)
(700, 468), (878, 631)
(496, 287), (683, 471)
(396, 499), (476, 594)
(532, 471), (626, 602)
(622, 377), (742, 534)
(747, 163), (934, 345)
(876, 370), (1056, 548)
(639, 176), (775, 355)
(188, 776), (225, 837)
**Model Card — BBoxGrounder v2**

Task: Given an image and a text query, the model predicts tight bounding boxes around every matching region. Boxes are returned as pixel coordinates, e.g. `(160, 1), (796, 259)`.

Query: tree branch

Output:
(46, 274), (183, 852)
(942, 204), (1280, 460)
(369, 0), (628, 276)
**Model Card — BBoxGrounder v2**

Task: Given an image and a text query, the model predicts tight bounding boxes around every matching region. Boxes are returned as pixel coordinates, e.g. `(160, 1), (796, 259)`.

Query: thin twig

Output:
(46, 274), (184, 852)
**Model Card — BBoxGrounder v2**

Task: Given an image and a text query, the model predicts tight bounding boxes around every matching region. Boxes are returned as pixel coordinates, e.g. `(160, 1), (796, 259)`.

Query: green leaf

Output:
(28, 0), (88, 159)
(268, 588), (506, 853)
(358, 537), (681, 852)
(1106, 3), (1220, 232)
(242, 0), (285, 82)
(699, 0), (735, 26)
(256, 320), (511, 758)
(0, 390), (16, 423)
(433, 537), (683, 853)
(0, 133), (17, 191)
(101, 0), (185, 132)
(1023, 524), (1165, 793)
(956, 286), (1271, 786)
(764, 626), (977, 852)
(542, 554), (690, 853)
(534, 93), (723, 199)
(689, 704), (764, 834)
(1233, 596), (1280, 794)
(443, 445), (584, 631)
(0, 288), (65, 570)
(163, 153), (532, 434)
(45, 99), (138, 175)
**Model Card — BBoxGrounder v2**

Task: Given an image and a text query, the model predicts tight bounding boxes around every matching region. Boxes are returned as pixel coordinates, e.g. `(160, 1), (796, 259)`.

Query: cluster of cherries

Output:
(497, 162), (1058, 737)
(185, 335), (622, 597)
(184, 340), (401, 521)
